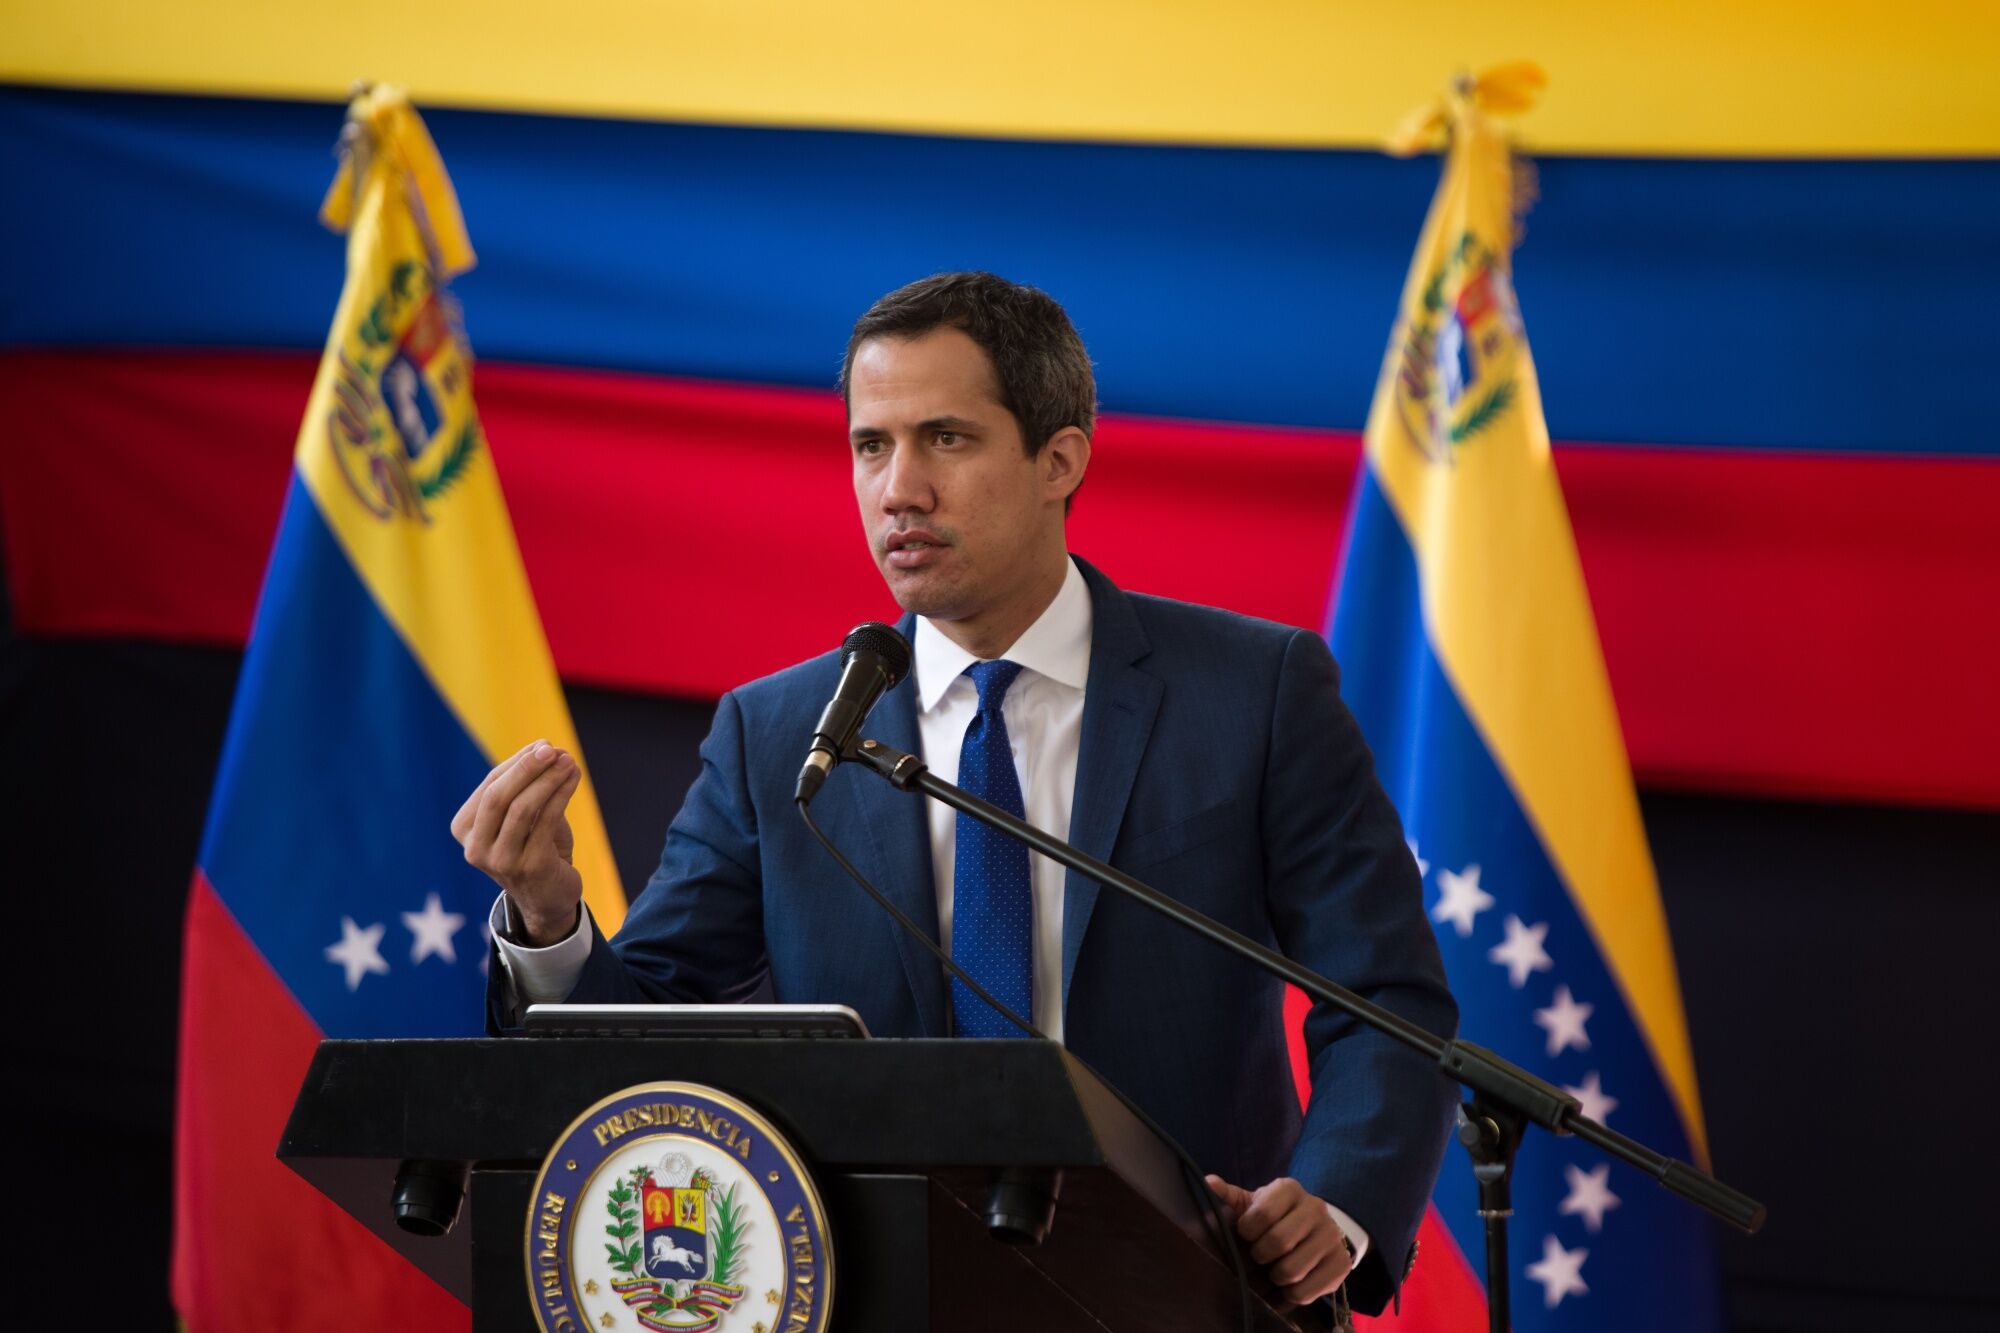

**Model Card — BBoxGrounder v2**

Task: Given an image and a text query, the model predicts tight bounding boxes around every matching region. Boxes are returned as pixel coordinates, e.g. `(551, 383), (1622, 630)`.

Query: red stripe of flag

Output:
(5, 349), (1997, 809)
(173, 872), (467, 1330)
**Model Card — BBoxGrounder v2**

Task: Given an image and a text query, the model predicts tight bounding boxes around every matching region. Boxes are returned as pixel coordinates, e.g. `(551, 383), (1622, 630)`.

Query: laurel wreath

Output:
(418, 424), (480, 501)
(1448, 379), (1516, 445)
(708, 1183), (746, 1287)
(605, 1166), (649, 1276)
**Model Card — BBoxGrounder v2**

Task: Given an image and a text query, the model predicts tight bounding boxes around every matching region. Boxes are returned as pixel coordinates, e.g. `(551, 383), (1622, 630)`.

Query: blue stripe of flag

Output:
(4, 85), (1998, 455)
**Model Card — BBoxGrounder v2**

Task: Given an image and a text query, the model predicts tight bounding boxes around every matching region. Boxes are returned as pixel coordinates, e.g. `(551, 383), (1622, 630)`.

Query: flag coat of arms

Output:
(1333, 68), (1723, 1330)
(171, 86), (625, 1332)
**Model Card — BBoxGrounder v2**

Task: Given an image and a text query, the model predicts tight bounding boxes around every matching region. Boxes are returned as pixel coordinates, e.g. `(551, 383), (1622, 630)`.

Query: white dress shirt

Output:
(911, 554), (1091, 1041)
(491, 555), (1368, 1263)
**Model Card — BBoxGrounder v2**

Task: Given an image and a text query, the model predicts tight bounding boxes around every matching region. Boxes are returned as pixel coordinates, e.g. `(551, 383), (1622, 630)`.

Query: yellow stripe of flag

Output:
(3, 0), (1998, 157)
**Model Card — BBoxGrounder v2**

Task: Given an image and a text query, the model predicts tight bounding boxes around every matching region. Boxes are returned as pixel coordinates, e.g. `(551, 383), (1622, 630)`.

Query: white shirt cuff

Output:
(1324, 1202), (1371, 1269)
(488, 893), (592, 1008)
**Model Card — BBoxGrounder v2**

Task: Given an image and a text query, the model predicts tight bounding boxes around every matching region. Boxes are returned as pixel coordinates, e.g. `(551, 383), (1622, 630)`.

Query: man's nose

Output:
(878, 441), (934, 513)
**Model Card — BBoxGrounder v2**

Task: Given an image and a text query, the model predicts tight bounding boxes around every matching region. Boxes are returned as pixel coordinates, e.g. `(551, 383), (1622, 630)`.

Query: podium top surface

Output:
(281, 1037), (1122, 1167)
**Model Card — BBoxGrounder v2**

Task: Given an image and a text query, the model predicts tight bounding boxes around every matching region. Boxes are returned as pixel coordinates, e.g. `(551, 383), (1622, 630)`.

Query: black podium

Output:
(280, 1037), (1320, 1331)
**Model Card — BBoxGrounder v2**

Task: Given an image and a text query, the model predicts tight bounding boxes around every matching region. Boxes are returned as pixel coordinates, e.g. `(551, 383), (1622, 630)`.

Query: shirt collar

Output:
(913, 556), (1093, 713)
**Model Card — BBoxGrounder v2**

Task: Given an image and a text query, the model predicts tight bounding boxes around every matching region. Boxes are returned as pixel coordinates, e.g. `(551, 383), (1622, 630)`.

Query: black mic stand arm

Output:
(843, 736), (1764, 1333)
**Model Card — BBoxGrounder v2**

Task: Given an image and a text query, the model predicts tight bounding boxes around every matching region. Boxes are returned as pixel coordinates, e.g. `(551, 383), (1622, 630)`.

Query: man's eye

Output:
(936, 431), (959, 445)
(855, 439), (884, 456)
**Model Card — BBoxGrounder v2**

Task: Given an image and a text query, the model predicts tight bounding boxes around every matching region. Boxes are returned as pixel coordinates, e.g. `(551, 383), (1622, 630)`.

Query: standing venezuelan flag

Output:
(172, 87), (625, 1332)
(1334, 69), (1722, 1331)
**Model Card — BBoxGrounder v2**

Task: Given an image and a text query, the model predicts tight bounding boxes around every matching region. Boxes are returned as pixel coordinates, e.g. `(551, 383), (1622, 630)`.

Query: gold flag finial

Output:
(1388, 62), (1547, 157)
(318, 83), (476, 278)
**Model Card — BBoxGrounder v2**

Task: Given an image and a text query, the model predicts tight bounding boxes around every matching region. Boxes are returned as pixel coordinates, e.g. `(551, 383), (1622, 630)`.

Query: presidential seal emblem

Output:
(325, 256), (483, 523)
(1389, 229), (1525, 464)
(527, 1083), (833, 1333)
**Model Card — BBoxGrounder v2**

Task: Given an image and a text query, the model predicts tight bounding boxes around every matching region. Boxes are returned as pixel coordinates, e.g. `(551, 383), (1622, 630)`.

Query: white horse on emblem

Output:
(649, 1235), (701, 1274)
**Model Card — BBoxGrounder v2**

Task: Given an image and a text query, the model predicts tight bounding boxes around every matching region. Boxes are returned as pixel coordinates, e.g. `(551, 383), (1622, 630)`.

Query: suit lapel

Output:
(853, 616), (948, 1035)
(1061, 560), (1161, 1009)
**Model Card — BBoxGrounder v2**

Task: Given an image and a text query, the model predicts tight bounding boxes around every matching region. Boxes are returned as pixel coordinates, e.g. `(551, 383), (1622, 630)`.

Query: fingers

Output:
(1247, 1192), (1319, 1265)
(467, 742), (564, 859)
(505, 762), (583, 866)
(1266, 1220), (1338, 1284)
(1205, 1174), (1253, 1222)
(548, 765), (583, 858)
(451, 739), (542, 842)
(491, 747), (578, 865)
(1234, 1176), (1307, 1246)
(1280, 1244), (1355, 1306)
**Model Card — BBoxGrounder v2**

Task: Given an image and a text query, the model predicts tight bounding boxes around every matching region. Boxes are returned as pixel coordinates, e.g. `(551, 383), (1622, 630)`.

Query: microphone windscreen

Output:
(840, 622), (913, 687)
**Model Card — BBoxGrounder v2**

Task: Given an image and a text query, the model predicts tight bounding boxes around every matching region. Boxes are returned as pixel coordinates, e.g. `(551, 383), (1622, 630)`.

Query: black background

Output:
(6, 612), (1996, 1331)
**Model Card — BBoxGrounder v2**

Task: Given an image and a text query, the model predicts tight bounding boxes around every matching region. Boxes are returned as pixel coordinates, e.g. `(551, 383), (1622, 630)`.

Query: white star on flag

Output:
(1564, 1071), (1619, 1125)
(1487, 914), (1552, 986)
(1559, 1162), (1621, 1233)
(1407, 838), (1430, 879)
(403, 891), (467, 964)
(1432, 863), (1495, 938)
(1524, 1233), (1589, 1308)
(325, 917), (390, 991)
(1533, 984), (1594, 1056)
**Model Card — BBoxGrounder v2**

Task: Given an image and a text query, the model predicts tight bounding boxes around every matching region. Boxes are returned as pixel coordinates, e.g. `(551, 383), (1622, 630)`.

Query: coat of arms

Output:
(604, 1153), (752, 1329)
(1390, 229), (1525, 464)
(324, 257), (482, 523)
(526, 1082), (833, 1333)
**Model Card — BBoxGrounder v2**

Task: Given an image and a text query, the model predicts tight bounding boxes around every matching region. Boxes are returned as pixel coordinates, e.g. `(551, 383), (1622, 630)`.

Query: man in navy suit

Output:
(455, 272), (1458, 1314)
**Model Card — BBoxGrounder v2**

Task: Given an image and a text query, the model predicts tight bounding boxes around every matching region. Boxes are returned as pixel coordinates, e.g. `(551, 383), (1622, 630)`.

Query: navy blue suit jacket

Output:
(497, 559), (1457, 1312)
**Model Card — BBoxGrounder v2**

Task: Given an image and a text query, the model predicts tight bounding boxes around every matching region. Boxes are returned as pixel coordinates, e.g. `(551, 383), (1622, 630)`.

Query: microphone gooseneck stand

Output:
(837, 735), (1766, 1333)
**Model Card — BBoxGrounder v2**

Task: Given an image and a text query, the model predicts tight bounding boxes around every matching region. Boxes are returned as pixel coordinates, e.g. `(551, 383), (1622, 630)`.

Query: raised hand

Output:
(451, 739), (585, 945)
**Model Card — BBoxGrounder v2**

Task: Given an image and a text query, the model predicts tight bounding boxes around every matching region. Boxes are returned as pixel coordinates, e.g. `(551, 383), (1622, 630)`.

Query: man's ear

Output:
(1042, 426), (1091, 506)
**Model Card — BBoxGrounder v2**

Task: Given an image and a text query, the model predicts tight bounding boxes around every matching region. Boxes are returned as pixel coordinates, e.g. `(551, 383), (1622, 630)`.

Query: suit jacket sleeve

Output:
(483, 689), (770, 1032)
(1264, 628), (1460, 1315)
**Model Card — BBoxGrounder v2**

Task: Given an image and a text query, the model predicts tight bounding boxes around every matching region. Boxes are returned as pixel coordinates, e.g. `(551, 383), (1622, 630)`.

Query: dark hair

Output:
(839, 272), (1096, 457)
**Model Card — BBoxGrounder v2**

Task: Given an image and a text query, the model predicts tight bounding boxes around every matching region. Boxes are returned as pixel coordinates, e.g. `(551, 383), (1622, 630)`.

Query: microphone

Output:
(795, 622), (913, 805)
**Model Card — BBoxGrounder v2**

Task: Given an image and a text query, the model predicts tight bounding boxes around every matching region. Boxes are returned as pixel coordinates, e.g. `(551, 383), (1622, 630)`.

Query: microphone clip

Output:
(846, 738), (927, 790)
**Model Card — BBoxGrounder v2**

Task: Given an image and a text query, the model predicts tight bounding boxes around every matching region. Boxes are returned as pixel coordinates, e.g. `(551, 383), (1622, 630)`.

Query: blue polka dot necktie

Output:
(951, 659), (1032, 1037)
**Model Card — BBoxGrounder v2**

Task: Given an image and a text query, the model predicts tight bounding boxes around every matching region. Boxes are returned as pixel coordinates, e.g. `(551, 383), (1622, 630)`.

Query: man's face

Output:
(847, 327), (1067, 623)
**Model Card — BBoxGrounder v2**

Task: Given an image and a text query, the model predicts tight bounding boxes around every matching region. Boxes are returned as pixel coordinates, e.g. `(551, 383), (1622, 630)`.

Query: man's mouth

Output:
(885, 529), (947, 568)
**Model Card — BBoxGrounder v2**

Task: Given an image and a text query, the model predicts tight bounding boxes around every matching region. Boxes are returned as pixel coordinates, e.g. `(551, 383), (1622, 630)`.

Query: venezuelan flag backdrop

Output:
(3, 2), (1999, 1329)
(4, 2), (1998, 813)
(171, 87), (626, 1330)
